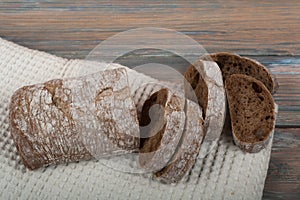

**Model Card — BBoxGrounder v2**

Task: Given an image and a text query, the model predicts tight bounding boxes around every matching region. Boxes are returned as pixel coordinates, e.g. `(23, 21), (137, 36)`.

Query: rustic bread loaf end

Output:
(10, 68), (139, 170)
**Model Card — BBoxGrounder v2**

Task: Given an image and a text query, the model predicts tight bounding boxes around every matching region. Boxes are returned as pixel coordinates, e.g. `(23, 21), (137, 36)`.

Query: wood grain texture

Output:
(0, 1), (299, 199)
(0, 0), (300, 58)
(263, 128), (300, 200)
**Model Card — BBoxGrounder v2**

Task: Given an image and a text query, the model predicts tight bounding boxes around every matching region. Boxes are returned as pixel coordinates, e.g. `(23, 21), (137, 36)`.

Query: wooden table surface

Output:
(0, 1), (299, 199)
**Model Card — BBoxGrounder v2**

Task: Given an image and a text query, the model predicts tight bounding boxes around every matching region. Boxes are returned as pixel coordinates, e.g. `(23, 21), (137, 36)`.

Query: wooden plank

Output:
(0, 0), (300, 58)
(269, 64), (300, 128)
(263, 128), (300, 200)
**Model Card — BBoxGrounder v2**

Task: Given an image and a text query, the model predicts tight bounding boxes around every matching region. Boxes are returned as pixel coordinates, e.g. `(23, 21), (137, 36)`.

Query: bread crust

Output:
(184, 60), (226, 158)
(154, 99), (204, 183)
(138, 87), (186, 172)
(9, 68), (139, 170)
(202, 52), (278, 94)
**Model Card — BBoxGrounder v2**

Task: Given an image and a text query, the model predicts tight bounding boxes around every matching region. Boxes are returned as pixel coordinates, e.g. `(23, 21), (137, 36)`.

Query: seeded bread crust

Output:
(225, 74), (275, 153)
(184, 60), (226, 158)
(138, 88), (186, 172)
(202, 52), (278, 93)
(154, 99), (204, 184)
(9, 68), (139, 170)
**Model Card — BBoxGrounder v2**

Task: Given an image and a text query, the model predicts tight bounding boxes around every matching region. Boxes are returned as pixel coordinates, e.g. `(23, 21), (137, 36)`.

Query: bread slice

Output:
(225, 74), (275, 153)
(138, 87), (186, 172)
(9, 68), (139, 170)
(184, 60), (226, 158)
(154, 99), (204, 184)
(202, 52), (278, 93)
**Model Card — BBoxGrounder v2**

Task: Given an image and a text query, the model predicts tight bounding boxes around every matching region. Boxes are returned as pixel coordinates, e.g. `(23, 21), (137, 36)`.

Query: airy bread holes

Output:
(258, 95), (264, 101)
(252, 82), (262, 93)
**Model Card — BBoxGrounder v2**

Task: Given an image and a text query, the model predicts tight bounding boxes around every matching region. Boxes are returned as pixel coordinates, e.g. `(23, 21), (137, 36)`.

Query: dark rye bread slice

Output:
(154, 99), (204, 184)
(184, 60), (226, 158)
(202, 52), (278, 93)
(139, 88), (185, 172)
(225, 74), (275, 153)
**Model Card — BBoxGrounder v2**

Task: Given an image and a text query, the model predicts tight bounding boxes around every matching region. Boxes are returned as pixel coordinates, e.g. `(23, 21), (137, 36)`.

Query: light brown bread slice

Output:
(225, 74), (275, 153)
(202, 52), (278, 93)
(139, 88), (186, 172)
(154, 99), (204, 184)
(9, 68), (139, 170)
(184, 60), (226, 158)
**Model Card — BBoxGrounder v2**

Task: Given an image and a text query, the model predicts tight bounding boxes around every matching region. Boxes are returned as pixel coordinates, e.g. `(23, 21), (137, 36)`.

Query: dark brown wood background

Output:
(0, 1), (299, 199)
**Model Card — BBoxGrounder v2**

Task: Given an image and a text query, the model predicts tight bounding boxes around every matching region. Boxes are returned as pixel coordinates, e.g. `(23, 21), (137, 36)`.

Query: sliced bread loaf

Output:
(225, 74), (275, 153)
(184, 60), (226, 158)
(139, 88), (186, 172)
(202, 52), (278, 93)
(154, 99), (204, 183)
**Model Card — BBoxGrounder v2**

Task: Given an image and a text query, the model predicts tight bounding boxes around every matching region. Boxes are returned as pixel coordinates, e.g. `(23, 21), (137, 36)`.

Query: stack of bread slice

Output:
(138, 53), (277, 183)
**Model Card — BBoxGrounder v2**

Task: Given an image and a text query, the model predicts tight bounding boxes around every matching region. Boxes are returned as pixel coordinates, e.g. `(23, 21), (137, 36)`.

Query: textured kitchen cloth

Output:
(0, 37), (274, 200)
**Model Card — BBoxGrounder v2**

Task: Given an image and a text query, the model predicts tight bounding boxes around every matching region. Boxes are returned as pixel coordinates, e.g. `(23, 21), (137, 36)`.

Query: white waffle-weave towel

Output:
(0, 37), (273, 200)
